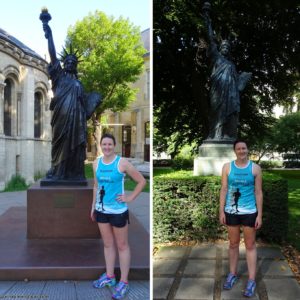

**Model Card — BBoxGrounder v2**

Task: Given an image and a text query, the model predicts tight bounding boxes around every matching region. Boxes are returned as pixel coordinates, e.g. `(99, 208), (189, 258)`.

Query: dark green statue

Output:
(40, 8), (102, 185)
(202, 2), (251, 141)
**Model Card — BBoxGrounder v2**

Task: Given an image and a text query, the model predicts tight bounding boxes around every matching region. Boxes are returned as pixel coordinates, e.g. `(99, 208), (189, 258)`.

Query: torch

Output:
(39, 7), (52, 24)
(202, 2), (211, 17)
(39, 7), (52, 38)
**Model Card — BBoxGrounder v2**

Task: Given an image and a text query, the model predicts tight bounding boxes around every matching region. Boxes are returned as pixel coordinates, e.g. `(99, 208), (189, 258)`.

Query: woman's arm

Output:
(90, 159), (99, 221)
(253, 164), (263, 229)
(117, 158), (146, 203)
(219, 163), (229, 225)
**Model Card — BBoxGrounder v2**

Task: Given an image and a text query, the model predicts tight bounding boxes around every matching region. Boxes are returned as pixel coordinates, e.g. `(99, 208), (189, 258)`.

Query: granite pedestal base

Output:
(194, 142), (236, 176)
(27, 180), (99, 239)
(0, 206), (149, 280)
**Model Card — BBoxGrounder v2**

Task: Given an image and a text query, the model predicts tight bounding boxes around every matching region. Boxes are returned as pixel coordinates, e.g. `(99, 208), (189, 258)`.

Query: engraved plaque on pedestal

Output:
(27, 180), (99, 239)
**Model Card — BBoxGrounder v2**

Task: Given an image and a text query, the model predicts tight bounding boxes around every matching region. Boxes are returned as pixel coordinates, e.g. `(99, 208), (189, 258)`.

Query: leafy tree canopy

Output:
(154, 0), (300, 156)
(66, 11), (146, 116)
(271, 112), (300, 153)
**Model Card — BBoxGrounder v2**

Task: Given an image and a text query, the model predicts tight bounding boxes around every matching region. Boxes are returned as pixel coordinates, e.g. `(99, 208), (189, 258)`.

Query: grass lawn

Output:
(154, 168), (300, 251)
(85, 163), (150, 192)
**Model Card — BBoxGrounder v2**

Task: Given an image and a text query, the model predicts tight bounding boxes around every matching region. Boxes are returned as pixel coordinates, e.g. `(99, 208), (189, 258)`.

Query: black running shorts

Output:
(94, 210), (129, 228)
(225, 212), (258, 228)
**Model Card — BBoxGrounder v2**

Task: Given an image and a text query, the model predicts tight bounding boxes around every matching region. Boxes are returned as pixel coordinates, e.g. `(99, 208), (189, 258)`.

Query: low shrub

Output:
(153, 175), (223, 243)
(171, 156), (194, 170)
(3, 174), (29, 192)
(259, 160), (282, 169)
(260, 173), (289, 243)
(153, 172), (288, 244)
(153, 157), (194, 170)
(34, 171), (46, 181)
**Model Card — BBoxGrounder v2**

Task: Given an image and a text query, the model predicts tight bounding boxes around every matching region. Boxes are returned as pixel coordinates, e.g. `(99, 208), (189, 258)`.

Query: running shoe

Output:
(112, 281), (129, 299)
(243, 279), (256, 297)
(92, 272), (116, 288)
(223, 272), (238, 290)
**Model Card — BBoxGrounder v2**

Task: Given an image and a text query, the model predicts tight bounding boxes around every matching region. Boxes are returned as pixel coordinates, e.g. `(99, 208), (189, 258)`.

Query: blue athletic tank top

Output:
(224, 160), (257, 215)
(95, 155), (127, 214)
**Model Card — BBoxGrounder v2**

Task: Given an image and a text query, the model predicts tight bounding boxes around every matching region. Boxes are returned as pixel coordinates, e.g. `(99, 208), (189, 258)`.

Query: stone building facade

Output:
(0, 28), (51, 189)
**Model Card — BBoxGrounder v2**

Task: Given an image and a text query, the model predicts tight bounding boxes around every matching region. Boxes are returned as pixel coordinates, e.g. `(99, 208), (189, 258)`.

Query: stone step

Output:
(0, 206), (149, 281)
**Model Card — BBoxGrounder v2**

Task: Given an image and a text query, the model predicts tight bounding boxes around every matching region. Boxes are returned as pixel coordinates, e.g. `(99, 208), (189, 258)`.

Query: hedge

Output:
(153, 173), (288, 244)
(153, 158), (194, 170)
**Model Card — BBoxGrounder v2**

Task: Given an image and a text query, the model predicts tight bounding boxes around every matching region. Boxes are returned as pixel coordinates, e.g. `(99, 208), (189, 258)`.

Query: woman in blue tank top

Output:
(219, 140), (263, 297)
(90, 133), (146, 299)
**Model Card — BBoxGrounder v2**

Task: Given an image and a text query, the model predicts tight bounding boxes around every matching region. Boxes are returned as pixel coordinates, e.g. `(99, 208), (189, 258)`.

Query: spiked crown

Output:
(59, 44), (82, 64)
(220, 39), (231, 48)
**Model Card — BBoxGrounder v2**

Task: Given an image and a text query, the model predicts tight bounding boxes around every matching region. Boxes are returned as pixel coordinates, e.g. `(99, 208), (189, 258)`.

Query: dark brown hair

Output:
(100, 133), (116, 145)
(233, 140), (248, 150)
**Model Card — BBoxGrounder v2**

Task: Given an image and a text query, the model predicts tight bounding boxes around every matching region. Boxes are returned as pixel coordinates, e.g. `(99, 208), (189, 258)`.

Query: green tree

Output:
(248, 135), (275, 163)
(66, 11), (146, 153)
(154, 0), (300, 155)
(271, 112), (300, 153)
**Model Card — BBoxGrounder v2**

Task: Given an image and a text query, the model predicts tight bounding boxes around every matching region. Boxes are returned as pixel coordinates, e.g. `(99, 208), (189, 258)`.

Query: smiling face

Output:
(234, 142), (248, 160)
(100, 137), (116, 157)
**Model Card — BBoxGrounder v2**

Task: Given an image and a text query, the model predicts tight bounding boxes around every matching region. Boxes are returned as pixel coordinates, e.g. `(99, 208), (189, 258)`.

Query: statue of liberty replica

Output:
(39, 8), (102, 186)
(194, 2), (251, 175)
(201, 2), (251, 142)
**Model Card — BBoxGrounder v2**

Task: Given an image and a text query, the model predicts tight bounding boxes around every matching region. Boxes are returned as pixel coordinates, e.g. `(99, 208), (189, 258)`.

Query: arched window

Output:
(4, 79), (12, 136)
(34, 92), (42, 138)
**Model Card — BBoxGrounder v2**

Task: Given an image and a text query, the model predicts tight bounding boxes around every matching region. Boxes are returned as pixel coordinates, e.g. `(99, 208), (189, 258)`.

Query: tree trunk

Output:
(92, 113), (102, 156)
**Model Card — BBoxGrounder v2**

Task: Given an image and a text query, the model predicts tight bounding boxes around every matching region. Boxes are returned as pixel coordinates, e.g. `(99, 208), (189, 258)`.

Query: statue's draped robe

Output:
(208, 43), (240, 140)
(48, 60), (86, 179)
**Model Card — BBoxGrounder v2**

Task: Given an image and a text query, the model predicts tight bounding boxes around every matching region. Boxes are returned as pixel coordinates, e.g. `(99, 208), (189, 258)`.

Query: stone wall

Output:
(0, 30), (51, 189)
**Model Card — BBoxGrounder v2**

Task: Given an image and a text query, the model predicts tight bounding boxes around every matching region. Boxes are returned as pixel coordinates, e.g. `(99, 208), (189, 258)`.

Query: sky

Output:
(0, 0), (151, 59)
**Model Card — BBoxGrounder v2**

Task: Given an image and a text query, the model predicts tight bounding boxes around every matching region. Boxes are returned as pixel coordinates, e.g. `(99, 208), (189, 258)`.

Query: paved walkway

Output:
(0, 280), (149, 299)
(154, 244), (300, 300)
(0, 190), (150, 299)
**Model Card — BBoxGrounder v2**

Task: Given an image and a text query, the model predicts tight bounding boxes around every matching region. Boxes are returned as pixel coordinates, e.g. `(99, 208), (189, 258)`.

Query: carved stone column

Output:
(0, 75), (6, 189)
(0, 74), (6, 135)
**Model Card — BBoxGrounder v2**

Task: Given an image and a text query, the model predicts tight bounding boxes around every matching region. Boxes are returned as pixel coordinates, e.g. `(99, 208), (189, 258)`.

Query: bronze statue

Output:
(201, 2), (251, 141)
(40, 8), (102, 185)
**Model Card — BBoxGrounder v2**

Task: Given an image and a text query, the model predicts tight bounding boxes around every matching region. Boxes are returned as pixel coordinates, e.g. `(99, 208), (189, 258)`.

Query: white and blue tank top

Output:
(95, 155), (127, 214)
(224, 160), (257, 215)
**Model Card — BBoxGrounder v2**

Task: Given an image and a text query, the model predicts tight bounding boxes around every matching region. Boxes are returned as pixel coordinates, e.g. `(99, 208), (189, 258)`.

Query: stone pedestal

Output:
(194, 141), (236, 176)
(27, 179), (99, 239)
